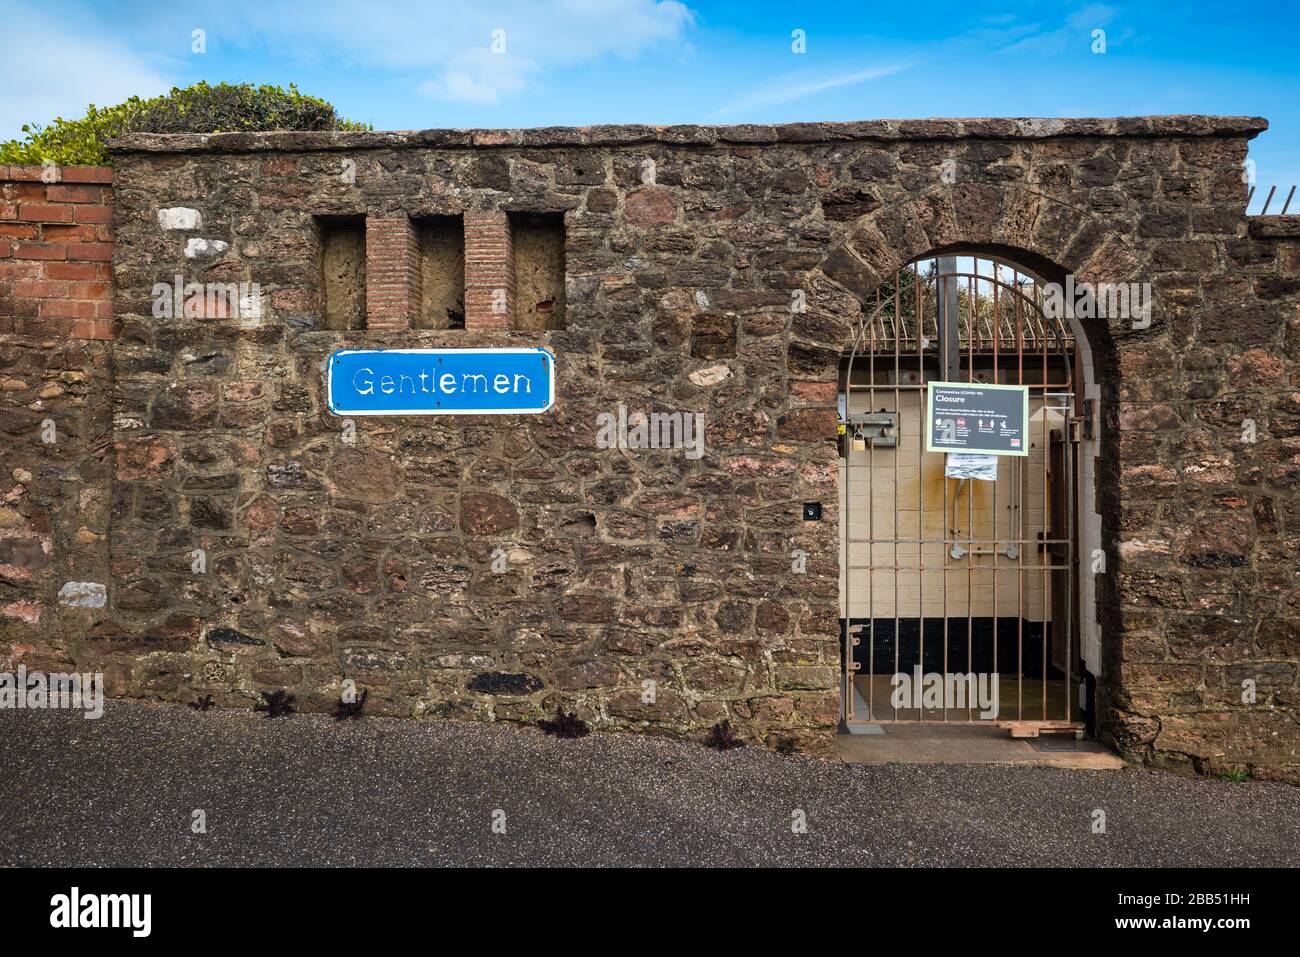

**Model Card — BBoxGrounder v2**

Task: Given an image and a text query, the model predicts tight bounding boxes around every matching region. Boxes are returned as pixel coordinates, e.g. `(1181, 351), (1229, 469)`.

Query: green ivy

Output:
(0, 81), (370, 167)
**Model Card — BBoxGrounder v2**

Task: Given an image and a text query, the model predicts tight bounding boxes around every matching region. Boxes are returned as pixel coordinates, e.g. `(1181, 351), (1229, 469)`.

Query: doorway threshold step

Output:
(847, 723), (885, 735)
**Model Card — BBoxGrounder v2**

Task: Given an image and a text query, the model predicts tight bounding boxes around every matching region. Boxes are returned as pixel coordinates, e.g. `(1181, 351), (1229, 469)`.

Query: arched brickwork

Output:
(814, 182), (1147, 311)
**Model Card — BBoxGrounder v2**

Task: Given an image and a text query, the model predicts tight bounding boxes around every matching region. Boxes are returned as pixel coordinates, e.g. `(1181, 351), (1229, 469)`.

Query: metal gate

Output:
(840, 253), (1082, 730)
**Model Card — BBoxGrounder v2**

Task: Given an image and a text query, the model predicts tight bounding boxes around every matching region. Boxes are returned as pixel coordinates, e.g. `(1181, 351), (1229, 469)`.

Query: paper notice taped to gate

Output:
(945, 452), (998, 481)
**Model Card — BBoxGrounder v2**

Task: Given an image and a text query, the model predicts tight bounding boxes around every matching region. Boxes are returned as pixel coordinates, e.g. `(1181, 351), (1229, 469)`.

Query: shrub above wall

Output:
(0, 82), (370, 168)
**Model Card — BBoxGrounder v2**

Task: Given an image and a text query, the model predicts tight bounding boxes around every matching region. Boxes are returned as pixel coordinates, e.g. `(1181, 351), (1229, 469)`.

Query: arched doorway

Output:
(838, 251), (1099, 734)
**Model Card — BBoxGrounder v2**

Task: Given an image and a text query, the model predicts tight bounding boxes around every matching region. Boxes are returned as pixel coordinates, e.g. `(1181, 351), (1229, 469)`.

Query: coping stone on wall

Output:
(106, 116), (1270, 155)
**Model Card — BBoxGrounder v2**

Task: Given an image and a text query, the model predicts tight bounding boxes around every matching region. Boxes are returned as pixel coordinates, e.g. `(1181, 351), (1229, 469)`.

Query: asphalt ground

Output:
(2, 699), (1297, 867)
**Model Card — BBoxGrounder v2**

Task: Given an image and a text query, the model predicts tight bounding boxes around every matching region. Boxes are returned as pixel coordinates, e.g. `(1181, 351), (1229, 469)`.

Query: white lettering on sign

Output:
(351, 368), (533, 397)
(926, 382), (1029, 457)
(326, 348), (554, 417)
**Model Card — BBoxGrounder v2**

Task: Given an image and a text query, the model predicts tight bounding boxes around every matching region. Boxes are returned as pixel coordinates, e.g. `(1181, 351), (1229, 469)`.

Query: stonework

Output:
(1, 117), (1297, 778)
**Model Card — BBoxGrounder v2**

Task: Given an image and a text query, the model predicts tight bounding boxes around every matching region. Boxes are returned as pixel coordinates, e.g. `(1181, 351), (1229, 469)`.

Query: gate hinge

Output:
(1071, 398), (1095, 440)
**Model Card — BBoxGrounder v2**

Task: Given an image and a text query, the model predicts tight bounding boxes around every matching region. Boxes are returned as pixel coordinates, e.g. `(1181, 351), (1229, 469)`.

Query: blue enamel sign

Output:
(325, 348), (555, 416)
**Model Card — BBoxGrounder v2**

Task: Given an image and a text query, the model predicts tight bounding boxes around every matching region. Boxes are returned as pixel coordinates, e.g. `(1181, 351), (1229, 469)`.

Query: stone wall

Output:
(0, 337), (113, 628)
(1, 119), (1297, 778)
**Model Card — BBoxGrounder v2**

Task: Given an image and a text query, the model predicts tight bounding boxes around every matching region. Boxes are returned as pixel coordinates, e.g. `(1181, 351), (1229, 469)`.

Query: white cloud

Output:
(215, 0), (695, 105)
(0, 3), (173, 142)
(998, 4), (1119, 55)
(1, 0), (696, 120)
(418, 49), (538, 106)
(711, 63), (916, 118)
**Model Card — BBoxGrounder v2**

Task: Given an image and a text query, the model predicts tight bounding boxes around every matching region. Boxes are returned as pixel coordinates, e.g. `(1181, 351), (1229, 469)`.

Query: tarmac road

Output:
(2, 699), (1297, 867)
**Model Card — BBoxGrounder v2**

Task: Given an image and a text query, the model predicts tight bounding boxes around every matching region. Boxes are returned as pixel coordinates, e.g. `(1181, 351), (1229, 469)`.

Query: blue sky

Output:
(3, 0), (1297, 211)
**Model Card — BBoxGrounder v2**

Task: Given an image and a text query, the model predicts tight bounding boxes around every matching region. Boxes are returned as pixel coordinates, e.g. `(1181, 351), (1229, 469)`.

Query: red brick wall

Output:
(464, 211), (513, 332)
(364, 212), (522, 332)
(0, 165), (115, 340)
(364, 214), (420, 330)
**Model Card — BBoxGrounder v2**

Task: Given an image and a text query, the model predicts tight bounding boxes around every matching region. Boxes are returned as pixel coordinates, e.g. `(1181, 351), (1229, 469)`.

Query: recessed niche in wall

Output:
(417, 215), (466, 330)
(511, 212), (565, 331)
(318, 216), (366, 331)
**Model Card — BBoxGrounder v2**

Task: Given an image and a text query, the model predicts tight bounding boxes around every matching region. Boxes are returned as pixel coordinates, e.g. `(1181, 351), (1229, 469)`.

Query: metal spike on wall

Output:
(1247, 184), (1296, 215)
